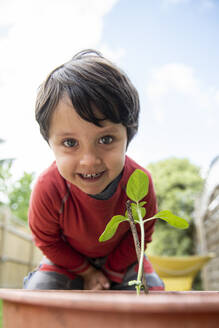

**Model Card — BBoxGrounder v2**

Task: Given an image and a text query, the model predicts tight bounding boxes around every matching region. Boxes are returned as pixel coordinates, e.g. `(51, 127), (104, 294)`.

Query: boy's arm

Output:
(38, 239), (91, 274)
(30, 218), (93, 274)
(33, 231), (110, 290)
(31, 220), (110, 289)
(29, 177), (91, 275)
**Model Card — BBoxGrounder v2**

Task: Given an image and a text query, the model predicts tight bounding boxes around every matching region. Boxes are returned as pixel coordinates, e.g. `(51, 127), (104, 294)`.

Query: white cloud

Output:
(0, 0), (119, 80)
(98, 44), (125, 63)
(0, 0), (120, 178)
(146, 63), (219, 125)
(146, 63), (199, 99)
(215, 90), (219, 106)
(125, 62), (219, 170)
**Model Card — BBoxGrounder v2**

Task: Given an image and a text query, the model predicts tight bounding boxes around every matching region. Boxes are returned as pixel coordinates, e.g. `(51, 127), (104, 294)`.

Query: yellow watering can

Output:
(148, 253), (215, 291)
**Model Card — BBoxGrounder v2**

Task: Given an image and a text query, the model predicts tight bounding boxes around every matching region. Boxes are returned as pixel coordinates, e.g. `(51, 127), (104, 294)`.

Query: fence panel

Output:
(0, 207), (42, 288)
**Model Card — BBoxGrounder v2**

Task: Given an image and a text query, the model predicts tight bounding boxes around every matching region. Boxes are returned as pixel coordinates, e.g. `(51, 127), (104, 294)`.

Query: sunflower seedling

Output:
(99, 169), (189, 295)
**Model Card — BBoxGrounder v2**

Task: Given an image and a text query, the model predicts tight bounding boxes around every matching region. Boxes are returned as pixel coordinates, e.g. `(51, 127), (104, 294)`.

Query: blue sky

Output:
(0, 0), (218, 179)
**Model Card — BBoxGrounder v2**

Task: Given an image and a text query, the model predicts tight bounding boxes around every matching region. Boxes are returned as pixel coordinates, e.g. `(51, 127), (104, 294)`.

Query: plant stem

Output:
(126, 200), (141, 261)
(137, 208), (146, 295)
(126, 200), (148, 294)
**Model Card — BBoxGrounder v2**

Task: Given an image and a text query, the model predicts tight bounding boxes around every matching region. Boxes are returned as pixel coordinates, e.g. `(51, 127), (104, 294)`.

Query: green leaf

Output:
(99, 215), (127, 242)
(125, 203), (146, 222)
(126, 169), (149, 202)
(152, 210), (189, 229)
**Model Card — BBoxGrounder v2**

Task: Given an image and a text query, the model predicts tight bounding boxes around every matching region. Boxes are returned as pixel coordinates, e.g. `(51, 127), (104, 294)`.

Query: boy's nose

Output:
(79, 149), (102, 167)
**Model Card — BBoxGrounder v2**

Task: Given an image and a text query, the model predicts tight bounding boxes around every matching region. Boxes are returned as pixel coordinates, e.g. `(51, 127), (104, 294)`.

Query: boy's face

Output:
(48, 96), (127, 195)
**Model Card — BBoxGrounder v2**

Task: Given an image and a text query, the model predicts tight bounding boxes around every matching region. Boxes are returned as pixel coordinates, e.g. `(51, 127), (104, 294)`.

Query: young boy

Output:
(24, 49), (164, 291)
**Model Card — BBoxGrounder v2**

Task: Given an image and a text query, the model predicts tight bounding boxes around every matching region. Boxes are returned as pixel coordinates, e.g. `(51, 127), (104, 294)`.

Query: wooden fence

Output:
(0, 207), (42, 288)
(194, 156), (219, 290)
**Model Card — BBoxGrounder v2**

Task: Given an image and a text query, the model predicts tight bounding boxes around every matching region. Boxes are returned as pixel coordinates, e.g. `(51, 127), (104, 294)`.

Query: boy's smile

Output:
(48, 96), (127, 195)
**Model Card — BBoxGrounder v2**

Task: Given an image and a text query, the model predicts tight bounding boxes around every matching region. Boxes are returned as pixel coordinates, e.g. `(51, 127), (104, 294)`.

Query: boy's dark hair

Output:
(35, 49), (140, 146)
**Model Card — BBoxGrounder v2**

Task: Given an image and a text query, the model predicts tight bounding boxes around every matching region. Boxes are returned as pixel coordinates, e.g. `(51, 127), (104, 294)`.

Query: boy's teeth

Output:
(81, 172), (102, 178)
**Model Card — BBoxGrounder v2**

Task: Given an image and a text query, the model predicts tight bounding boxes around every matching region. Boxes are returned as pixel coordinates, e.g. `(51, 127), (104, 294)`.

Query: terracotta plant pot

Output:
(1, 289), (219, 328)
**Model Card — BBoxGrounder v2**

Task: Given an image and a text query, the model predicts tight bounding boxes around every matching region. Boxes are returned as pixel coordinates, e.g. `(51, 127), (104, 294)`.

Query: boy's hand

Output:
(79, 266), (110, 290)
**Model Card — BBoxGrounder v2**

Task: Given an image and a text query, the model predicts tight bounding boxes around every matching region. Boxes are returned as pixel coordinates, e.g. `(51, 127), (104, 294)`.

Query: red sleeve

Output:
(103, 171), (157, 283)
(28, 170), (89, 273)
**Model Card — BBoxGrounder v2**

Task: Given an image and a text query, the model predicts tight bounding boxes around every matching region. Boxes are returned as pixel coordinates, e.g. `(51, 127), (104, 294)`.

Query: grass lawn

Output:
(0, 299), (2, 328)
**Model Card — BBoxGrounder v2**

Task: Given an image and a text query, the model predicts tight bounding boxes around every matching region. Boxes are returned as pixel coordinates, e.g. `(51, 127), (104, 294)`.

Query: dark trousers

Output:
(23, 255), (165, 291)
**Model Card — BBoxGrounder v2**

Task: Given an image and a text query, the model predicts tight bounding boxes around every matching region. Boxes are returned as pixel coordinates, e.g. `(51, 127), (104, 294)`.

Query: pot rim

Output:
(1, 289), (219, 314)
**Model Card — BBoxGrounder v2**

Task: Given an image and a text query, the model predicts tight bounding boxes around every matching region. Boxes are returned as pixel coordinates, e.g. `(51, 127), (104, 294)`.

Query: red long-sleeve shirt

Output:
(29, 156), (157, 282)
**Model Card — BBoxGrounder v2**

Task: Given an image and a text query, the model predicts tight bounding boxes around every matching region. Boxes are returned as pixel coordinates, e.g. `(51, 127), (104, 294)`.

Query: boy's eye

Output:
(63, 139), (78, 148)
(99, 136), (113, 145)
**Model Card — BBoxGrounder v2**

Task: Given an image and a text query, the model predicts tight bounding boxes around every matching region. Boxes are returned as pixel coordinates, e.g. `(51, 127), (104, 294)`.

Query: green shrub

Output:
(146, 157), (203, 256)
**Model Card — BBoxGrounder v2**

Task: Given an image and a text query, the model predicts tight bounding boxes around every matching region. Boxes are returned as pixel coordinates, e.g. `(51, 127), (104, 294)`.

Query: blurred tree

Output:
(0, 138), (34, 222)
(0, 160), (12, 205)
(8, 172), (35, 222)
(146, 158), (204, 256)
(0, 138), (13, 205)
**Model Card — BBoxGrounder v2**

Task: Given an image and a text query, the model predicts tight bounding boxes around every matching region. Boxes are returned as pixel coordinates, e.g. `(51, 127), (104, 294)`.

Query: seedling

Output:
(99, 169), (189, 295)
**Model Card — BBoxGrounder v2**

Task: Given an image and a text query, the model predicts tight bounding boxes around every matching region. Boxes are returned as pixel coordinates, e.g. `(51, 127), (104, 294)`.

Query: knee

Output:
(23, 271), (64, 290)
